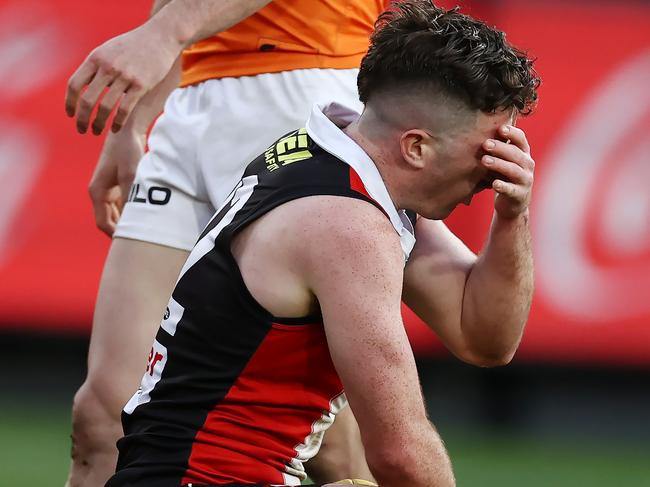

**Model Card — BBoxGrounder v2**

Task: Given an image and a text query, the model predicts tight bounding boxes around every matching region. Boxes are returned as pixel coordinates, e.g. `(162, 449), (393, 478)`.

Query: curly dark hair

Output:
(358, 0), (540, 115)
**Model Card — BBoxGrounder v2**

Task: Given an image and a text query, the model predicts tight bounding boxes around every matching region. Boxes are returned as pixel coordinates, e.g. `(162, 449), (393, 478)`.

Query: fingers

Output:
(492, 179), (527, 202)
(482, 154), (533, 187)
(498, 124), (530, 154)
(117, 170), (137, 209)
(89, 184), (122, 237)
(91, 77), (131, 135)
(483, 136), (535, 173)
(65, 59), (98, 118)
(111, 85), (145, 133)
(110, 200), (122, 228)
(68, 65), (145, 135)
(91, 198), (118, 236)
(484, 126), (535, 218)
(74, 68), (117, 134)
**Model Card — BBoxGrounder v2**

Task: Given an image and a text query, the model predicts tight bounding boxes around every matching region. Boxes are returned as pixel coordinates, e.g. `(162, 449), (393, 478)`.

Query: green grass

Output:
(0, 404), (72, 485)
(2, 405), (648, 486)
(445, 429), (650, 486)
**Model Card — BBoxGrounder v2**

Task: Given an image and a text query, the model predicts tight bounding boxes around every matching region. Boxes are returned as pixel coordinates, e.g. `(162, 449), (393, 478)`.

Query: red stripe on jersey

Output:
(349, 167), (390, 219)
(181, 323), (343, 485)
(349, 167), (372, 200)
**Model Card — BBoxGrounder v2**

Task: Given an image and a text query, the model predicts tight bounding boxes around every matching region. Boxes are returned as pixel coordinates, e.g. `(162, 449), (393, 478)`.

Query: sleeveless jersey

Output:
(180, 0), (385, 86)
(107, 103), (416, 487)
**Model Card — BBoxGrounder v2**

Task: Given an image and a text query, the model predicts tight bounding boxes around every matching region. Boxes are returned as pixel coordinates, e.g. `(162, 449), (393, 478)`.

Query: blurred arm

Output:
(123, 0), (270, 130)
(152, 0), (273, 48)
(302, 198), (455, 487)
(66, 0), (272, 134)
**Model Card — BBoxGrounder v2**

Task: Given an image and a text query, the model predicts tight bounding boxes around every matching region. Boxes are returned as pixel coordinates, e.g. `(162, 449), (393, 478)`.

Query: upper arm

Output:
(402, 218), (478, 361)
(299, 197), (430, 464)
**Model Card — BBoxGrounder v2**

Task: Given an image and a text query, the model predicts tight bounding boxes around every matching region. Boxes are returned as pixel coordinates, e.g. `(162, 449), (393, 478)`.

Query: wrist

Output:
(492, 208), (530, 229)
(108, 121), (148, 142)
(121, 106), (158, 134)
(148, 1), (196, 49)
(494, 204), (530, 222)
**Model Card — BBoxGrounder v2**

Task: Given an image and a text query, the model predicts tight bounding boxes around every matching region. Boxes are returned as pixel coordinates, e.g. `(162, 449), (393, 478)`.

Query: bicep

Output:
(303, 202), (428, 449)
(402, 218), (477, 358)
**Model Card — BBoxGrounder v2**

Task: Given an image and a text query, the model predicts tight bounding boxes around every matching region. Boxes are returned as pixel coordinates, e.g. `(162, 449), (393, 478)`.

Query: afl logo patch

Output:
(163, 307), (170, 320)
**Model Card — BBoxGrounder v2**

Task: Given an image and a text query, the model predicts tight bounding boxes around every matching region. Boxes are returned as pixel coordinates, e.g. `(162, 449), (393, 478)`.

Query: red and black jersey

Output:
(107, 103), (416, 487)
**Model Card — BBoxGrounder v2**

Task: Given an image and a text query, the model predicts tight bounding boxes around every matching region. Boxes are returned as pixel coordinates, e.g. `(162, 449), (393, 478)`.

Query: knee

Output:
(309, 428), (372, 482)
(321, 437), (369, 477)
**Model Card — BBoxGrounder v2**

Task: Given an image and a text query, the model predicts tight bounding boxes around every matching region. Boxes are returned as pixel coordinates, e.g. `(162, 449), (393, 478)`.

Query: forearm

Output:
(365, 420), (454, 487)
(342, 348), (454, 486)
(150, 0), (272, 48)
(350, 363), (454, 487)
(124, 0), (270, 131)
(462, 210), (533, 364)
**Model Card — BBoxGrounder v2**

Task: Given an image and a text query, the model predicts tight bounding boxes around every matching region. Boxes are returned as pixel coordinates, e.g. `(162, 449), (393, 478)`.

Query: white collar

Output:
(305, 102), (415, 260)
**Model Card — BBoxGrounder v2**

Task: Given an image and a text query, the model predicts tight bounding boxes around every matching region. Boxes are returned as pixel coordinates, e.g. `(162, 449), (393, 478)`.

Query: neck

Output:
(343, 117), (408, 211)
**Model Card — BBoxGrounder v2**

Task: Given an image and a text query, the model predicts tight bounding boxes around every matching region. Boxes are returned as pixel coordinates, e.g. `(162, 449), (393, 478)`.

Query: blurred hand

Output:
(481, 124), (535, 219)
(65, 21), (181, 135)
(88, 128), (146, 236)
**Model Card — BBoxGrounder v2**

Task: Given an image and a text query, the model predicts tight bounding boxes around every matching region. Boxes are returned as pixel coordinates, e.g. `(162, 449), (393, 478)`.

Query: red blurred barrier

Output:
(1, 0), (648, 365)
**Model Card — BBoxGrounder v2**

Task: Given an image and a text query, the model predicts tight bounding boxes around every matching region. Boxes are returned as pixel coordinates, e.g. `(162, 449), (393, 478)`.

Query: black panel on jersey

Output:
(109, 130), (387, 487)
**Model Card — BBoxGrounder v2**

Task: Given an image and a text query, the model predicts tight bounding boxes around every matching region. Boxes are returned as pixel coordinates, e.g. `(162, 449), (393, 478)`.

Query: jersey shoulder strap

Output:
(197, 129), (384, 245)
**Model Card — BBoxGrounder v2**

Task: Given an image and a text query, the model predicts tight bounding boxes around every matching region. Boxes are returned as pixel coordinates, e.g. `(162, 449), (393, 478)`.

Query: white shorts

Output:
(114, 68), (362, 250)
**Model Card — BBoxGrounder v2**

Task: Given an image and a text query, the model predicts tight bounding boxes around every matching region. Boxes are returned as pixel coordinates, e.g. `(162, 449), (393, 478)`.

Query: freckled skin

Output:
(234, 196), (455, 487)
(233, 101), (535, 487)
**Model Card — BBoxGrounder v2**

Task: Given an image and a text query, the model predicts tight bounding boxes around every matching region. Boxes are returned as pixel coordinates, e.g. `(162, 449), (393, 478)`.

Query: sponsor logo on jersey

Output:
(264, 128), (313, 172)
(128, 183), (172, 205)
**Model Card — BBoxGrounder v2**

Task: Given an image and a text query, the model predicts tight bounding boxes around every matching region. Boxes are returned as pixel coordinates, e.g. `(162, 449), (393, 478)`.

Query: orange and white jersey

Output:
(181, 0), (385, 86)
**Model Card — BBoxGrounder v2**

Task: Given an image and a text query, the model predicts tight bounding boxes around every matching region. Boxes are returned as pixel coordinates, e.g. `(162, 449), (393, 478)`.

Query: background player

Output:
(106, 2), (539, 485)
(64, 1), (384, 486)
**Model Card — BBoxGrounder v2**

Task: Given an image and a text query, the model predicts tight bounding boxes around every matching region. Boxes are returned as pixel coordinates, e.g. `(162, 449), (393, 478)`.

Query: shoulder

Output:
(288, 194), (399, 245)
(280, 195), (404, 287)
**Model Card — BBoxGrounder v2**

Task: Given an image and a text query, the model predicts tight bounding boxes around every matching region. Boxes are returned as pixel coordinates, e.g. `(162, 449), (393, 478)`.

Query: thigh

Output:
(115, 86), (217, 251)
(85, 238), (189, 409)
(102, 87), (220, 405)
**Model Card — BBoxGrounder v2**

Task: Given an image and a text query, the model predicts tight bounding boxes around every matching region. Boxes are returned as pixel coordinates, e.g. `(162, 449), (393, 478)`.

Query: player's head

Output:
(356, 0), (540, 218)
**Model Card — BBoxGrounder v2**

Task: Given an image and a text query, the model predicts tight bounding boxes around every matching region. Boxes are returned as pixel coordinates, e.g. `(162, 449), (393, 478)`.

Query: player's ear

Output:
(399, 129), (433, 170)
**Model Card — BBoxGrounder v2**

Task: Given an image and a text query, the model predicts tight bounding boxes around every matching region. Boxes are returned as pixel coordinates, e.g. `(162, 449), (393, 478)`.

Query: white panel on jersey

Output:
(306, 103), (416, 261)
(176, 175), (259, 284)
(284, 393), (349, 484)
(160, 297), (184, 336)
(124, 177), (258, 416)
(124, 339), (168, 415)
